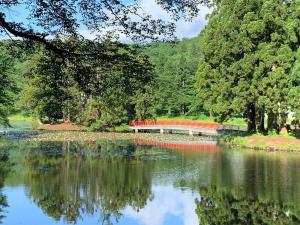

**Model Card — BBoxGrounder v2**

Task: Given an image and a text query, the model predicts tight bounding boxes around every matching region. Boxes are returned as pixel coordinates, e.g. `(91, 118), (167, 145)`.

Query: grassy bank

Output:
(4, 114), (39, 130)
(225, 133), (300, 152)
(8, 114), (36, 122)
(157, 115), (247, 127)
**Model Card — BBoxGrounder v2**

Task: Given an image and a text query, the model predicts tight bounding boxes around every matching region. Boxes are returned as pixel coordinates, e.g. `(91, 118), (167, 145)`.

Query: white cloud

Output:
(139, 0), (211, 39)
(122, 186), (200, 225)
(79, 0), (211, 42)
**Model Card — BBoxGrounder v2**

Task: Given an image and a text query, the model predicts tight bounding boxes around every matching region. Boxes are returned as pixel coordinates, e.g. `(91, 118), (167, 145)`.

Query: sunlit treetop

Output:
(0, 0), (210, 54)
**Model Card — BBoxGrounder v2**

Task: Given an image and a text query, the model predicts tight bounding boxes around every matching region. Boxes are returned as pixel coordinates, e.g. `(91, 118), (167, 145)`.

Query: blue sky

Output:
(1, 0), (210, 41)
(138, 0), (210, 39)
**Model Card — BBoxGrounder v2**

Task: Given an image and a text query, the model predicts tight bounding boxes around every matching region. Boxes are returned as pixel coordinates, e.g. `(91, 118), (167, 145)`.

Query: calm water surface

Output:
(0, 139), (300, 225)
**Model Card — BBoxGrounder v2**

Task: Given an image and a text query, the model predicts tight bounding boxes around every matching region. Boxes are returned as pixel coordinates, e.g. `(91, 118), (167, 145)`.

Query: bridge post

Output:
(189, 130), (193, 136)
(134, 129), (138, 133)
(160, 128), (164, 134)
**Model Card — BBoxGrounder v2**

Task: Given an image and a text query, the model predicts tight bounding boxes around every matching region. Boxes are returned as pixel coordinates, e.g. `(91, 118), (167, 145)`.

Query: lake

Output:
(0, 139), (300, 225)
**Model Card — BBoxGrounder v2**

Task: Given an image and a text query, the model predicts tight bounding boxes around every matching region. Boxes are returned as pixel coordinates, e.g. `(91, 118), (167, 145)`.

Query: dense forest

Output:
(0, 36), (202, 131)
(144, 36), (202, 116)
(0, 40), (157, 130)
(197, 0), (300, 133)
(1, 0), (300, 134)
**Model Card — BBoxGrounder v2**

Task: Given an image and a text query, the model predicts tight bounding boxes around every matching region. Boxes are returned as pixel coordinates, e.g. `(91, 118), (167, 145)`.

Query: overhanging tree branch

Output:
(0, 13), (67, 55)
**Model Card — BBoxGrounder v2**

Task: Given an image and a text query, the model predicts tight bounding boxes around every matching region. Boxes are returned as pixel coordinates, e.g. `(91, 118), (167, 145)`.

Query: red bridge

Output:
(129, 120), (222, 136)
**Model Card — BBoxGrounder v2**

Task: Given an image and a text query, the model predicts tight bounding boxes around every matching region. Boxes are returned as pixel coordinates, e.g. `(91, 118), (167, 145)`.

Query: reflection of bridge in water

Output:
(132, 138), (220, 151)
(130, 120), (222, 136)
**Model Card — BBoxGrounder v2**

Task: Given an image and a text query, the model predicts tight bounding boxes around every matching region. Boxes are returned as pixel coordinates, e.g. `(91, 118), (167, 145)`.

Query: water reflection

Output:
(194, 150), (300, 224)
(0, 140), (300, 225)
(21, 141), (155, 224)
(123, 186), (199, 225)
(0, 150), (12, 223)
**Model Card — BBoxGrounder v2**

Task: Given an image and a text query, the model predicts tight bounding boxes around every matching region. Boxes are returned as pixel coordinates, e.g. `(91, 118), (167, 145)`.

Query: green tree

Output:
(0, 42), (18, 125)
(19, 48), (81, 123)
(144, 37), (201, 116)
(288, 47), (300, 127)
(72, 44), (156, 129)
(196, 0), (300, 132)
(17, 41), (156, 128)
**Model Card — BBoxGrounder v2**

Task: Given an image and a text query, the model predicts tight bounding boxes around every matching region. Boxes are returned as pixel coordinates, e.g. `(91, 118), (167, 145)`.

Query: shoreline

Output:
(223, 134), (300, 152)
(223, 143), (300, 153)
(1, 129), (300, 153)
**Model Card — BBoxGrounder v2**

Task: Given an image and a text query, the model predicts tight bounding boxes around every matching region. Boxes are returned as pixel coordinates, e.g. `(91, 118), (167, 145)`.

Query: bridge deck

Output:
(129, 120), (222, 136)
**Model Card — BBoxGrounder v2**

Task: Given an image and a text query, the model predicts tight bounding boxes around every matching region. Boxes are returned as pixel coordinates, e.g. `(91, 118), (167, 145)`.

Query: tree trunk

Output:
(63, 101), (71, 123)
(267, 111), (278, 133)
(209, 109), (213, 118)
(279, 111), (288, 134)
(247, 104), (256, 132)
(258, 108), (265, 133)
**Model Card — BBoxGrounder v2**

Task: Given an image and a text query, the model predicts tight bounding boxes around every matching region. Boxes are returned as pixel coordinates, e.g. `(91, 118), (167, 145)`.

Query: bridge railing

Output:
(129, 120), (221, 129)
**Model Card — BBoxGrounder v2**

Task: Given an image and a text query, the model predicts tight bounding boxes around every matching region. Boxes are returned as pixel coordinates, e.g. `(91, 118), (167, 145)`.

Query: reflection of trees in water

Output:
(196, 186), (300, 225)
(3, 140), (300, 225)
(195, 151), (300, 225)
(0, 150), (12, 224)
(22, 141), (155, 224)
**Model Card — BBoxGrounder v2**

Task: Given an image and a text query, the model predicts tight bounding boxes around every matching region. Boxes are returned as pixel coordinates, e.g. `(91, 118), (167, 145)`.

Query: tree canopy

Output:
(0, 0), (209, 55)
(12, 40), (155, 129)
(196, 0), (300, 132)
(144, 36), (202, 116)
(0, 41), (20, 125)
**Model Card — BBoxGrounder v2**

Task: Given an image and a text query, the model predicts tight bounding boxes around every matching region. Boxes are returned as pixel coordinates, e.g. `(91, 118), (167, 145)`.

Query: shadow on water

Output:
(0, 139), (300, 224)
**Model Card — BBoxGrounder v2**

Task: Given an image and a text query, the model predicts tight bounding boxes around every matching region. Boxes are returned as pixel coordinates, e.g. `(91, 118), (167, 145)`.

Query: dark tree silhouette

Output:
(0, 0), (209, 55)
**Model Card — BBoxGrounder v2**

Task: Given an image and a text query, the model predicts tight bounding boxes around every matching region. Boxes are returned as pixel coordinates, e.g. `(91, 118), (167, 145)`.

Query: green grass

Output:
(110, 124), (131, 132)
(250, 132), (296, 139)
(8, 114), (35, 122)
(6, 113), (39, 130)
(227, 133), (300, 151)
(223, 118), (247, 126)
(157, 114), (247, 127)
(157, 115), (215, 122)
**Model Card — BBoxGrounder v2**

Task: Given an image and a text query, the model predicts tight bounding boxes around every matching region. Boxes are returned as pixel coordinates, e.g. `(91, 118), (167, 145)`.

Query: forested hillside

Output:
(144, 37), (202, 116)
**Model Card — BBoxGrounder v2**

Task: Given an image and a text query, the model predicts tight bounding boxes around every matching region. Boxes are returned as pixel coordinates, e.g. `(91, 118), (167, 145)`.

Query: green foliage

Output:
(196, 0), (300, 132)
(12, 40), (156, 129)
(110, 124), (131, 132)
(74, 45), (156, 130)
(144, 37), (202, 116)
(0, 42), (19, 126)
(18, 49), (81, 123)
(289, 48), (300, 124)
(132, 85), (156, 121)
